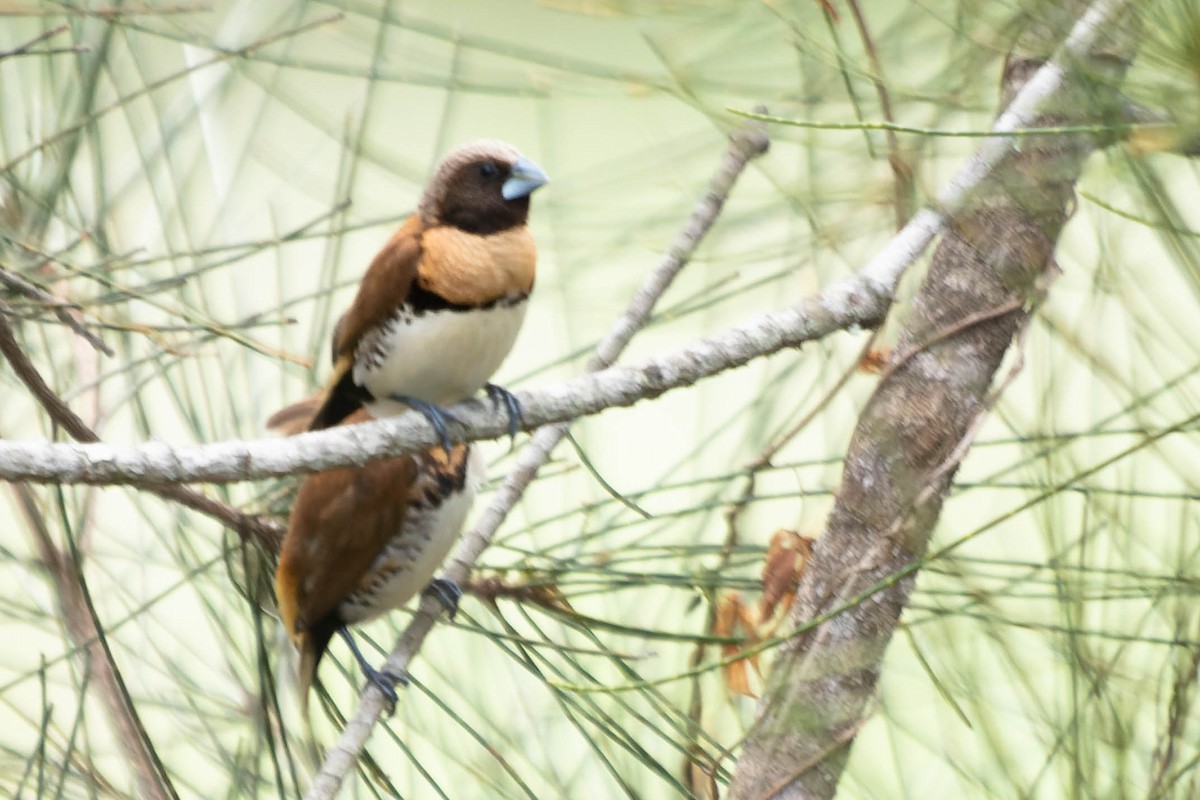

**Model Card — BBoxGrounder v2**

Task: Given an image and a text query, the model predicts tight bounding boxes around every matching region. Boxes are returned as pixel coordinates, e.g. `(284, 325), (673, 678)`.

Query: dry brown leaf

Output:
(715, 591), (763, 698)
(859, 347), (893, 374)
(759, 529), (814, 622)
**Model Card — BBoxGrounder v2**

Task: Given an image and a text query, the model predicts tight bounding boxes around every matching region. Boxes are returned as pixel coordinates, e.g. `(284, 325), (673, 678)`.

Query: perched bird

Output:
(273, 408), (484, 713)
(270, 140), (543, 711)
(302, 139), (549, 445)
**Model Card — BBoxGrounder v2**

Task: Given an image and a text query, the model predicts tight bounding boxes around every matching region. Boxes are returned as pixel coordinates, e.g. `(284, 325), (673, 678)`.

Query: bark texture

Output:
(728, 2), (1140, 797)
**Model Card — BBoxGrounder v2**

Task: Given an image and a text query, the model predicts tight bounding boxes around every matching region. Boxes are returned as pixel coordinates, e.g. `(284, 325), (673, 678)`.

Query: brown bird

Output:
(273, 408), (484, 713)
(302, 139), (549, 446)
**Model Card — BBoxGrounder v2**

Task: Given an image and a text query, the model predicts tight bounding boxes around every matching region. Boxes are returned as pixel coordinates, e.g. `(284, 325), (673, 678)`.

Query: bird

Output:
(298, 139), (549, 447)
(272, 407), (485, 714)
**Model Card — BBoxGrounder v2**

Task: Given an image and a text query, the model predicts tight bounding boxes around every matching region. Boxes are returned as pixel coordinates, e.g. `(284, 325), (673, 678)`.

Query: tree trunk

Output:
(728, 1), (1141, 797)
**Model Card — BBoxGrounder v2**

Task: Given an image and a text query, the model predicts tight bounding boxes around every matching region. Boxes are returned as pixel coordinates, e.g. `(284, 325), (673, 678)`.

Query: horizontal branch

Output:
(0, 275), (888, 487)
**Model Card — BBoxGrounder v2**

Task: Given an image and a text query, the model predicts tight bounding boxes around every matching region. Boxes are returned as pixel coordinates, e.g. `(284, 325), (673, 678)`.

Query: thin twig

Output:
(0, 4), (208, 17)
(0, 13), (345, 175)
(1148, 636), (1200, 796)
(685, 328), (880, 787)
(753, 329), (882, 473)
(0, 265), (113, 355)
(0, 24), (88, 60)
(873, 297), (1025, 387)
(845, 0), (913, 228)
(303, 118), (773, 800)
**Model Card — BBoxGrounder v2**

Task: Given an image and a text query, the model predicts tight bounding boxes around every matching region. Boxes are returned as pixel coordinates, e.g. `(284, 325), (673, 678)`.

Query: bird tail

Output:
(265, 392), (324, 436)
(297, 632), (317, 719)
(296, 622), (336, 719)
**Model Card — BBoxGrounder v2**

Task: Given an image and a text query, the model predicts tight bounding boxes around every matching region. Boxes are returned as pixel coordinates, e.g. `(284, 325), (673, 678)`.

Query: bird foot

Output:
(388, 394), (459, 455)
(337, 626), (409, 716)
(484, 383), (523, 442)
(361, 664), (408, 716)
(424, 577), (463, 619)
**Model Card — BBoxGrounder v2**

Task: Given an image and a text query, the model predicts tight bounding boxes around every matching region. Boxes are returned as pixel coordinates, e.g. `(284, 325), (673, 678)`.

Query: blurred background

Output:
(1, 0), (1199, 797)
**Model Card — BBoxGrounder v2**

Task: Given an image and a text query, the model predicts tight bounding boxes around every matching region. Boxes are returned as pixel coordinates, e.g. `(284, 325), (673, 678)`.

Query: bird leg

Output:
(424, 577), (463, 619)
(388, 394), (459, 455)
(484, 383), (523, 441)
(337, 626), (408, 715)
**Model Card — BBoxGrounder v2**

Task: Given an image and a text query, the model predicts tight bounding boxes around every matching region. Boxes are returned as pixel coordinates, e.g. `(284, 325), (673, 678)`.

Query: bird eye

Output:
(477, 162), (501, 179)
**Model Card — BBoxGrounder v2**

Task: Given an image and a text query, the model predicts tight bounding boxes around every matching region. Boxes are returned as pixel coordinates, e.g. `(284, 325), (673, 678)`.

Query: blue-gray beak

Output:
(502, 156), (550, 200)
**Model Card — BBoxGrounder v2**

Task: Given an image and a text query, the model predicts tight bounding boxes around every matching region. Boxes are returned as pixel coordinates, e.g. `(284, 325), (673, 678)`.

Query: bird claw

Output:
(424, 577), (463, 619)
(337, 626), (409, 716)
(363, 664), (409, 716)
(484, 383), (523, 442)
(388, 394), (458, 455)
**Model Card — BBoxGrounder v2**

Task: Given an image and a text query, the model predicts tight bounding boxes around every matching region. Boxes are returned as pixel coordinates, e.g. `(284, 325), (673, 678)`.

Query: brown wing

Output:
(279, 455), (416, 715)
(307, 214), (426, 430)
(332, 213), (425, 358)
(275, 452), (418, 641)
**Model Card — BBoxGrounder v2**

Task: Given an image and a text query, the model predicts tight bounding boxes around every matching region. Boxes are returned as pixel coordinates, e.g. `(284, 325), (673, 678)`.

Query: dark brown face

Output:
(437, 158), (528, 235)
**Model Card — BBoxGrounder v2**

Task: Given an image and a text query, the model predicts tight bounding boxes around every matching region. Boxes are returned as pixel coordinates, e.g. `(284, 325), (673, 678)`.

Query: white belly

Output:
(357, 301), (527, 415)
(340, 446), (485, 623)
